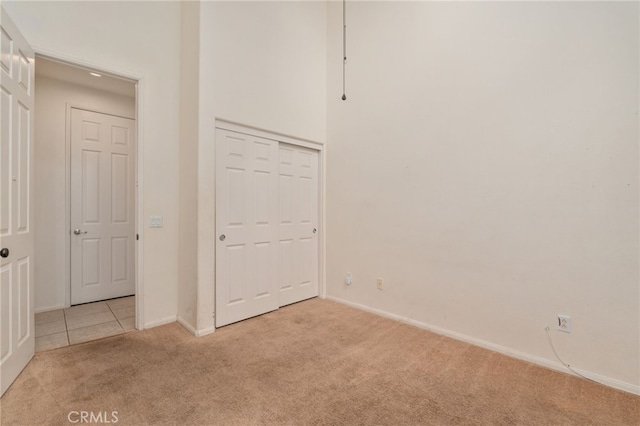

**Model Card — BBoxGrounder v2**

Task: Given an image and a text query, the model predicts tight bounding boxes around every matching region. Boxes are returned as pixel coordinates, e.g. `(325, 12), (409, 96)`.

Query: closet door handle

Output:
(313, 228), (317, 234)
(219, 234), (226, 241)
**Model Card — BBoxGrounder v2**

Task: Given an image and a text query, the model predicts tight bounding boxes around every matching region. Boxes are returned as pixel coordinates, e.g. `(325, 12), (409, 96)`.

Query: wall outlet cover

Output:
(558, 315), (571, 333)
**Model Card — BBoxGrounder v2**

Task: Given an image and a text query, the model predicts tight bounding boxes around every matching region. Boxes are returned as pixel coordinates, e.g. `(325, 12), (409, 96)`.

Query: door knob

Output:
(313, 228), (317, 234)
(0, 248), (8, 258)
(73, 229), (87, 235)
(219, 234), (226, 241)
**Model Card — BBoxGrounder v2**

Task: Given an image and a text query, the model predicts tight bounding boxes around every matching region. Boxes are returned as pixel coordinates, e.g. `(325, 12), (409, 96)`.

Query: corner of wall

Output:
(177, 0), (201, 328)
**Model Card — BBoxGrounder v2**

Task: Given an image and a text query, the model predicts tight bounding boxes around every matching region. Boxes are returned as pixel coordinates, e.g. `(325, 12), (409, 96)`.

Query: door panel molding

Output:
(277, 143), (319, 307)
(69, 107), (135, 305)
(63, 101), (139, 309)
(214, 122), (324, 327)
(0, 6), (35, 396)
(215, 130), (280, 326)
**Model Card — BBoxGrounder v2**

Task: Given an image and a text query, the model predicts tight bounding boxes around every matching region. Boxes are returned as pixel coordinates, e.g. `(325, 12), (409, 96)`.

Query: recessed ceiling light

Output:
(89, 72), (102, 77)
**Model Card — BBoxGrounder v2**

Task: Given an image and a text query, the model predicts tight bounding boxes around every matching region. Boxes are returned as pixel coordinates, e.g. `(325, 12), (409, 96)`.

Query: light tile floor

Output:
(35, 296), (136, 352)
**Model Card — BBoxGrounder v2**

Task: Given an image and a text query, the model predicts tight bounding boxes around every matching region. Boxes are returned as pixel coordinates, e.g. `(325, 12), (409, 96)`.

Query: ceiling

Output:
(35, 56), (136, 98)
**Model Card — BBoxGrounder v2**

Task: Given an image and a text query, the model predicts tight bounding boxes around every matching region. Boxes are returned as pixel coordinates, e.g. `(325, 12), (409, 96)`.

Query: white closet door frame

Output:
(214, 120), (325, 325)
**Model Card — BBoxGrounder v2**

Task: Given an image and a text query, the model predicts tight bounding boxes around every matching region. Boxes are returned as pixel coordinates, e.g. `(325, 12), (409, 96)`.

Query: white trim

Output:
(325, 296), (640, 396)
(66, 105), (134, 121)
(33, 50), (139, 84)
(64, 105), (71, 308)
(35, 305), (65, 314)
(176, 316), (197, 336)
(33, 48), (145, 331)
(134, 79), (144, 331)
(215, 119), (324, 151)
(195, 325), (216, 337)
(143, 315), (176, 330)
(177, 317), (216, 337)
(319, 143), (327, 299)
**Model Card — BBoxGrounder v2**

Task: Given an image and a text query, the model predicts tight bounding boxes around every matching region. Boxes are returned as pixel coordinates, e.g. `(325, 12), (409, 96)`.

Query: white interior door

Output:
(278, 144), (319, 306)
(215, 128), (320, 327)
(0, 8), (35, 396)
(215, 129), (279, 327)
(70, 108), (135, 305)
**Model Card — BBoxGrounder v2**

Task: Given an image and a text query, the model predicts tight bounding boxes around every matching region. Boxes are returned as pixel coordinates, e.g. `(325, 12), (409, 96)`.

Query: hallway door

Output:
(70, 108), (135, 305)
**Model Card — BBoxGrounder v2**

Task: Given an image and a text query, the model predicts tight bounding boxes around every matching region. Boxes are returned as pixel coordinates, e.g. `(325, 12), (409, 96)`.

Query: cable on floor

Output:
(544, 326), (601, 385)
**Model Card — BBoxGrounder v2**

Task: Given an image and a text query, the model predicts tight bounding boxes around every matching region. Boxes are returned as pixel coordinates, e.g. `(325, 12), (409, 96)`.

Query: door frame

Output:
(35, 51), (145, 330)
(212, 120), (326, 325)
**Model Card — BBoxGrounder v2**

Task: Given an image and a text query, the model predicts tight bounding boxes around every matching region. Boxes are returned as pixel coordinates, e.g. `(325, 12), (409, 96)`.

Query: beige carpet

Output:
(0, 298), (638, 425)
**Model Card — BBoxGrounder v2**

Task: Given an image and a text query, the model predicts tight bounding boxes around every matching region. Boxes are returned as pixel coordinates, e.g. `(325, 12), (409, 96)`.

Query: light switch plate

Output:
(149, 215), (163, 228)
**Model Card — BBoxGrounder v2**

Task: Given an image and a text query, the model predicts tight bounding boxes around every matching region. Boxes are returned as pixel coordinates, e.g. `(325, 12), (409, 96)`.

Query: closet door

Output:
(215, 129), (279, 327)
(278, 144), (319, 306)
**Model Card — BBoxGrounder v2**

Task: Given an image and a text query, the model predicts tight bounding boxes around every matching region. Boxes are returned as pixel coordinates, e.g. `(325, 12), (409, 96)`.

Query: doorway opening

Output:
(33, 56), (140, 351)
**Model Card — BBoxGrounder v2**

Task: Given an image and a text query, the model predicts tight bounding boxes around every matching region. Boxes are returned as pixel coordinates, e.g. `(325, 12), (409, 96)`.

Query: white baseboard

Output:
(177, 316), (216, 337)
(195, 325), (216, 337)
(325, 296), (640, 396)
(143, 315), (176, 330)
(35, 304), (66, 314)
(176, 316), (197, 335)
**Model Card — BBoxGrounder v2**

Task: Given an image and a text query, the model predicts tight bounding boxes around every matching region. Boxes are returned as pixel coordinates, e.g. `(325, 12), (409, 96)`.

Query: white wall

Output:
(204, 1), (327, 143)
(6, 0), (327, 334)
(326, 2), (639, 391)
(4, 1), (181, 327)
(10, 0), (638, 394)
(33, 75), (135, 312)
(178, 0), (200, 330)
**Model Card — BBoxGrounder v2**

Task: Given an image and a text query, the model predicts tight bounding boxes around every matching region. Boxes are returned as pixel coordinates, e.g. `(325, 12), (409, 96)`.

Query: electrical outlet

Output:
(376, 278), (383, 290)
(558, 315), (571, 333)
(345, 273), (352, 285)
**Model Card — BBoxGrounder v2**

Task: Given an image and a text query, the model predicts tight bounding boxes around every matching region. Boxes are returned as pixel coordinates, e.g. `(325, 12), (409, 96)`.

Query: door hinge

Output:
(136, 234), (139, 241)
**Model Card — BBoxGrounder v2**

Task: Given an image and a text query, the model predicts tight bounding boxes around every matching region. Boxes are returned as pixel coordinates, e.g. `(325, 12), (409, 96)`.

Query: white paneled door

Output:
(0, 8), (35, 396)
(70, 109), (135, 305)
(215, 129), (280, 327)
(278, 144), (319, 306)
(215, 129), (320, 327)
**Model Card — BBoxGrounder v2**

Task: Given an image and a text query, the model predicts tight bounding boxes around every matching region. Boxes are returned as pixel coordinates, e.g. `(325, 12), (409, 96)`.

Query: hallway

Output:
(35, 296), (135, 351)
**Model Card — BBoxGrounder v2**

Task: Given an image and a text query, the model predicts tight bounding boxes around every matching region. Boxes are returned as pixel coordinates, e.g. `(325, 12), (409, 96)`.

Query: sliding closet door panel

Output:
(278, 144), (319, 306)
(215, 129), (278, 327)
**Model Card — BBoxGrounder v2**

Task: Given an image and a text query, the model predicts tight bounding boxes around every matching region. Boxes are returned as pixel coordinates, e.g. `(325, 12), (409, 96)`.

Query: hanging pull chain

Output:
(342, 0), (347, 101)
